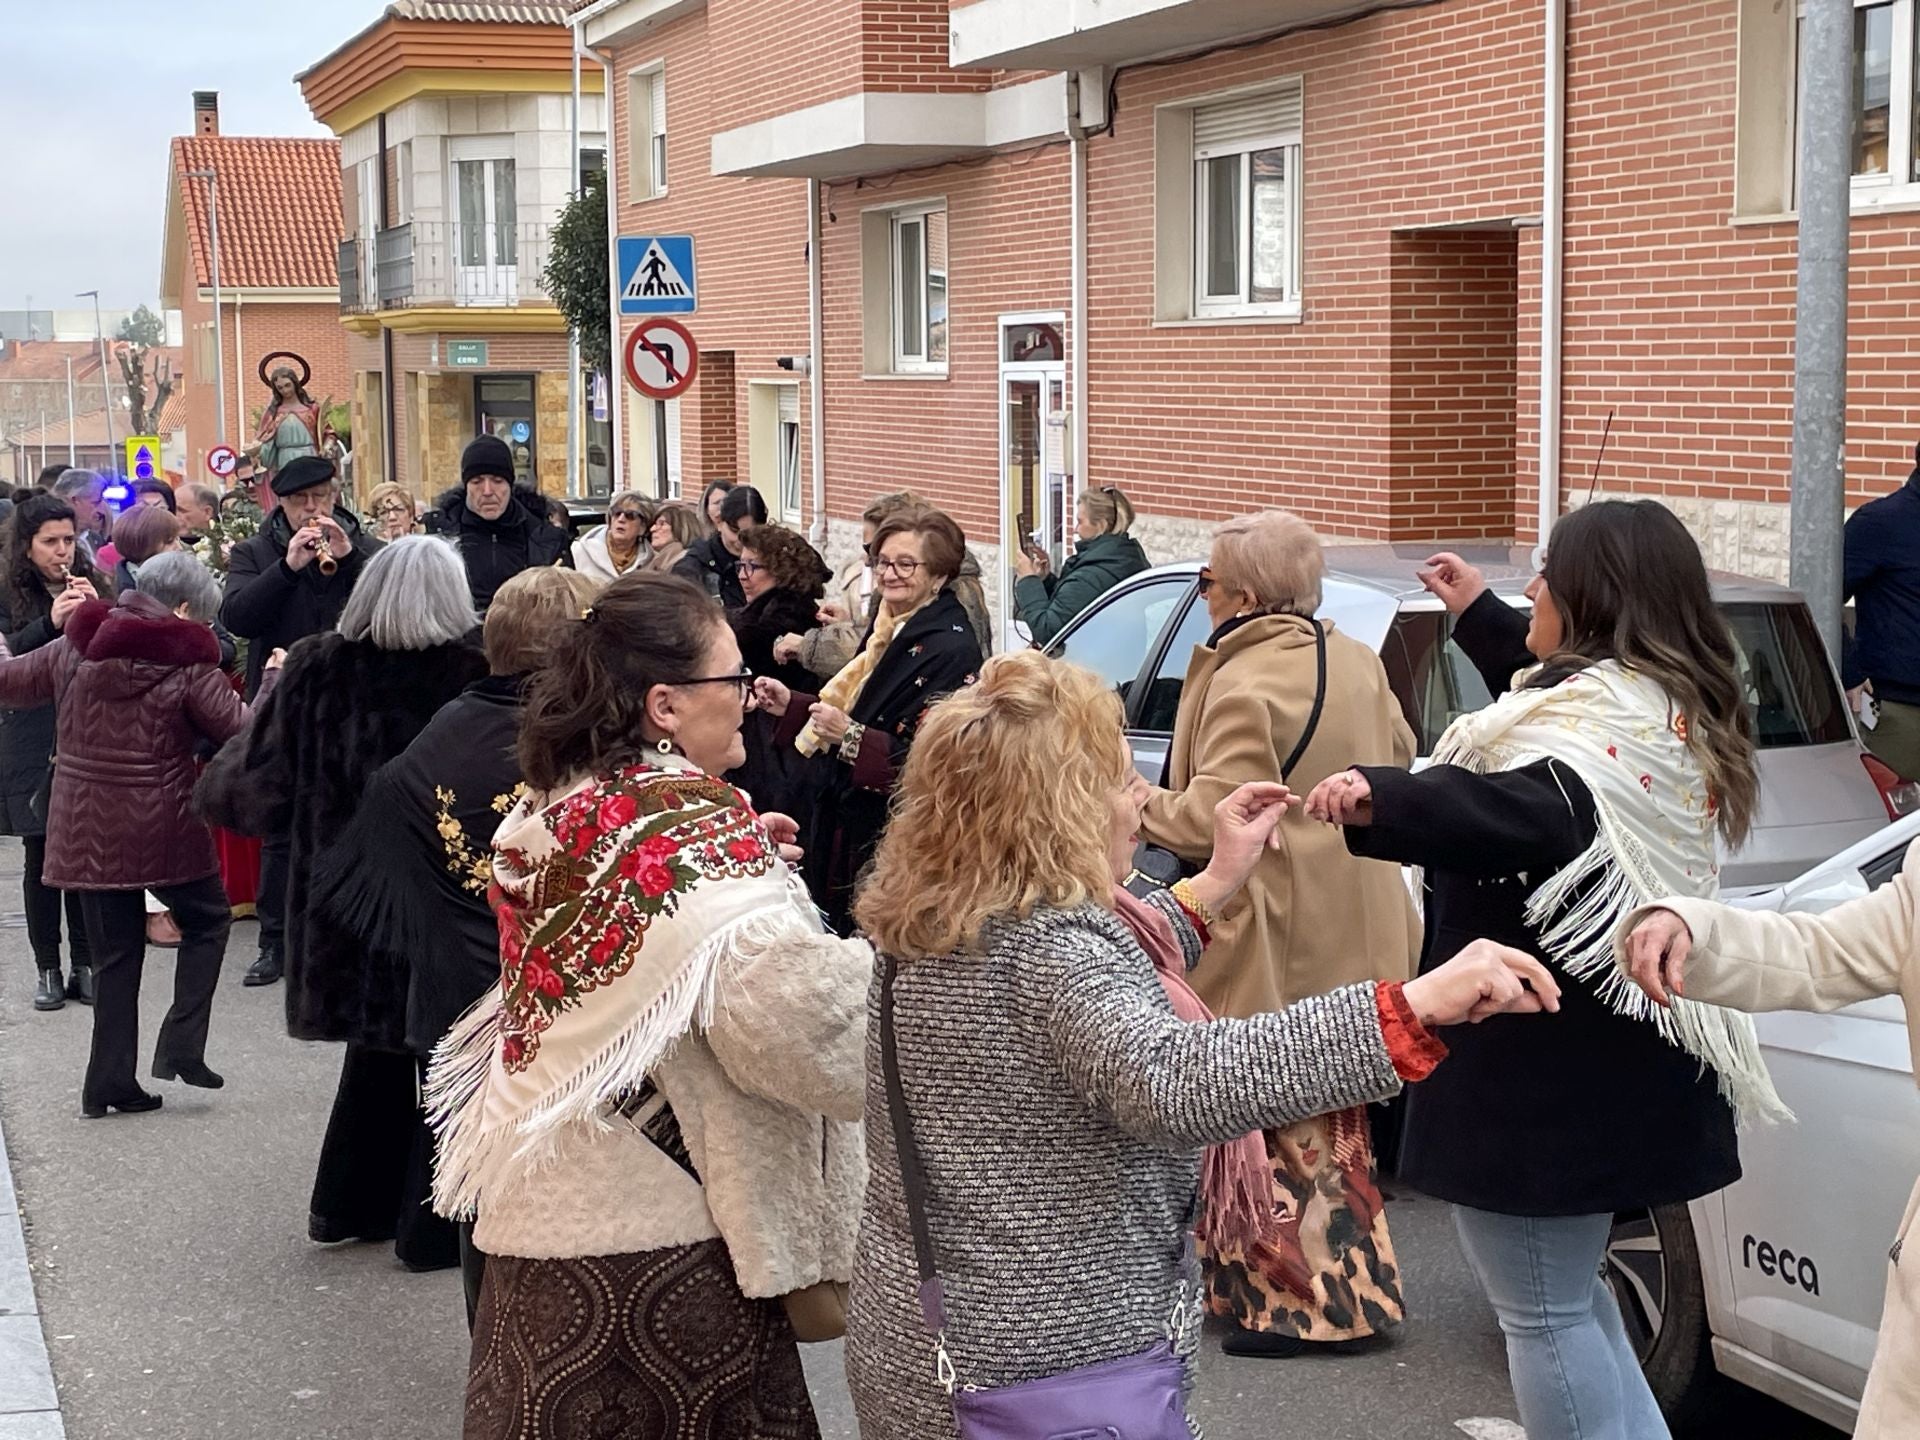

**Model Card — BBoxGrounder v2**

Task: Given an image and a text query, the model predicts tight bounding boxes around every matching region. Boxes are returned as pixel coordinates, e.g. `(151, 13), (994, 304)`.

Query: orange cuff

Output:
(1376, 981), (1448, 1082)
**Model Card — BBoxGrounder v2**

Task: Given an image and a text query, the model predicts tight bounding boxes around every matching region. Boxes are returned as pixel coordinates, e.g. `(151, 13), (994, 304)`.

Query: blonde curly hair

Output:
(854, 650), (1129, 960)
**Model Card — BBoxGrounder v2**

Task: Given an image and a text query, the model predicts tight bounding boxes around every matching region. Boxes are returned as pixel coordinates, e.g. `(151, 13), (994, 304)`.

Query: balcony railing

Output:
(337, 221), (554, 313)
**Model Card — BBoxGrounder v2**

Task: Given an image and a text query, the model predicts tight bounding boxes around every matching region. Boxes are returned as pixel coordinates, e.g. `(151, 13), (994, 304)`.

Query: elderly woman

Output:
(845, 650), (1556, 1439)
(0, 553), (273, 1115)
(642, 500), (705, 575)
(0, 494), (104, 1010)
(107, 503), (183, 596)
(572, 489), (654, 582)
(1013, 483), (1150, 645)
(754, 506), (984, 935)
(785, 490), (921, 681)
(1136, 509), (1420, 1357)
(365, 483), (418, 543)
(198, 536), (487, 1269)
(427, 572), (871, 1439)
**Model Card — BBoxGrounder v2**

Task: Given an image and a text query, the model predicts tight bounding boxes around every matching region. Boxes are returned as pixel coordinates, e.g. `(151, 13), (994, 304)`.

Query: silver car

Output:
(1039, 543), (1913, 888)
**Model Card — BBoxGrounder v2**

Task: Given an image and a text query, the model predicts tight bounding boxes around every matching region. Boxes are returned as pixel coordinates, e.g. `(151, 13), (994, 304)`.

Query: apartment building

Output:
(299, 0), (608, 502)
(575, 0), (1920, 638)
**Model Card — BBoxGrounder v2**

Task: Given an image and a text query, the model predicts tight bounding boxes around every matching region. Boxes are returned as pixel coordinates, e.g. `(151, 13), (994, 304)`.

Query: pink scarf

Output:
(1111, 886), (1277, 1252)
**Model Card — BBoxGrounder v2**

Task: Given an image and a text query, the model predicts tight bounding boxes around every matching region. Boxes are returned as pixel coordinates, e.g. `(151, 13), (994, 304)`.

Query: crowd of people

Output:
(4, 446), (1916, 1440)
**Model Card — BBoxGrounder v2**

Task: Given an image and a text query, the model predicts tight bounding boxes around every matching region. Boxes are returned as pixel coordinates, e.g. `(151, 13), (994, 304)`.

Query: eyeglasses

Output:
(874, 556), (923, 578)
(677, 668), (755, 702)
(734, 559), (765, 578)
(372, 503), (410, 518)
(1197, 567), (1216, 596)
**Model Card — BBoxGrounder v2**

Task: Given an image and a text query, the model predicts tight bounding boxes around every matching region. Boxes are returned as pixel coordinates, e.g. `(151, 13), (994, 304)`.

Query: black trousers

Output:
(309, 1045), (459, 1271)
(257, 833), (290, 950)
(22, 833), (91, 973)
(77, 877), (231, 1104)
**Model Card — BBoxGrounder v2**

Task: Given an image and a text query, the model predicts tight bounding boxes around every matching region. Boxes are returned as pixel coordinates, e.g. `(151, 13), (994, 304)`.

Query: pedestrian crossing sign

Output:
(618, 235), (697, 316)
(124, 436), (163, 482)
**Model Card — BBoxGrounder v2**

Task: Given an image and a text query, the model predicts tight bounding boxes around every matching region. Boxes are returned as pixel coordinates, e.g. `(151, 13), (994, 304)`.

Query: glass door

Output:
(454, 157), (518, 305)
(998, 314), (1070, 648)
(476, 375), (536, 488)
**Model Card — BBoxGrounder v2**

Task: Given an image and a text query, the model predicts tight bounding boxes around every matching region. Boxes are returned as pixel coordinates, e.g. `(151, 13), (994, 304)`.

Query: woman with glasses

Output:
(1136, 510), (1421, 1360)
(572, 490), (656, 583)
(364, 484), (418, 543)
(754, 506), (982, 936)
(427, 571), (871, 1440)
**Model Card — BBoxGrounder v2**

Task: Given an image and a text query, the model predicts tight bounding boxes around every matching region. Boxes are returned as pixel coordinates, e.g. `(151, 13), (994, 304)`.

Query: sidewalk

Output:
(0, 1103), (62, 1440)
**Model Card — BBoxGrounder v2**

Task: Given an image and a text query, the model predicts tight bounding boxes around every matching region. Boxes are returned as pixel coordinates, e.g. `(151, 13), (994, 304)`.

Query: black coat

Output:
(672, 533), (746, 609)
(195, 632), (489, 1046)
(727, 587), (823, 819)
(312, 674), (525, 1057)
(1347, 593), (1740, 1216)
(422, 486), (571, 612)
(220, 506), (380, 698)
(0, 556), (106, 838)
(775, 588), (981, 934)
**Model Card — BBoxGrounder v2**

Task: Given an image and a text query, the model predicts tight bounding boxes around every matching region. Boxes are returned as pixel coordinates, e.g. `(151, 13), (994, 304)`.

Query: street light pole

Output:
(76, 289), (115, 473)
(65, 355), (76, 465)
(185, 169), (228, 446)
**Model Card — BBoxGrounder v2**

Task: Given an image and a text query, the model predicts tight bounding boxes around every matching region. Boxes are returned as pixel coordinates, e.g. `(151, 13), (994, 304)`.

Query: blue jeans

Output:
(1452, 1205), (1673, 1440)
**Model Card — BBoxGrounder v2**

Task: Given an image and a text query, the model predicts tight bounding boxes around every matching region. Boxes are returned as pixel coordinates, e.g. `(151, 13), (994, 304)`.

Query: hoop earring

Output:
(655, 737), (675, 756)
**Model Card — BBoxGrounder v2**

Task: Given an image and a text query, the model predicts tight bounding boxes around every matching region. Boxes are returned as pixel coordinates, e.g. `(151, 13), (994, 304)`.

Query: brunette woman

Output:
(0, 494), (101, 1010)
(642, 501), (705, 576)
(1306, 501), (1781, 1440)
(729, 523), (828, 816)
(754, 507), (982, 935)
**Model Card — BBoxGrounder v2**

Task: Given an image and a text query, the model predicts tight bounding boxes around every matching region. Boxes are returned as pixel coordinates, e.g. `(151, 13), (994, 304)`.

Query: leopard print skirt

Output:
(1200, 1106), (1405, 1343)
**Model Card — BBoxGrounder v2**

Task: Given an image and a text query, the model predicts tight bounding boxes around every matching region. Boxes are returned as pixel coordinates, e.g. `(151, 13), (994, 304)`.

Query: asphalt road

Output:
(0, 840), (1849, 1440)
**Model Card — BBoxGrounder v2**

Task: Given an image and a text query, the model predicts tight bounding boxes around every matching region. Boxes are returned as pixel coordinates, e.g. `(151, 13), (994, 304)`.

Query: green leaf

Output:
(543, 170), (612, 377)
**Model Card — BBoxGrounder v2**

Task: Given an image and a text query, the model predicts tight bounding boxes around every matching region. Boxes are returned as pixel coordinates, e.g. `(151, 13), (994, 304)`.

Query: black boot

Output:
(65, 964), (94, 1005)
(243, 944), (283, 988)
(154, 1059), (224, 1090)
(33, 968), (64, 1012)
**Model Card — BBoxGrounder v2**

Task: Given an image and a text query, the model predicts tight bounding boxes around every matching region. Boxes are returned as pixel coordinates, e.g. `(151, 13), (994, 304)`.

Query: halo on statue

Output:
(258, 350), (313, 390)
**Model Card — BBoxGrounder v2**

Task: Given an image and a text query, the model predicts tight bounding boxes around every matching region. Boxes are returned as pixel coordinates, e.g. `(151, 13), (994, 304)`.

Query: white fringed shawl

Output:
(1429, 661), (1790, 1124)
(425, 756), (827, 1219)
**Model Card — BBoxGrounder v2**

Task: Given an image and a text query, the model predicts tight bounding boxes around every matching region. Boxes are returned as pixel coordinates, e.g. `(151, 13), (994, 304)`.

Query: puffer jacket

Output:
(1013, 531), (1150, 645)
(422, 484), (572, 611)
(0, 592), (253, 890)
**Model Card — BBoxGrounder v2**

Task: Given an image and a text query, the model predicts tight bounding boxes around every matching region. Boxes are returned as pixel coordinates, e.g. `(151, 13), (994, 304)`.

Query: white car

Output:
(1613, 812), (1920, 1430)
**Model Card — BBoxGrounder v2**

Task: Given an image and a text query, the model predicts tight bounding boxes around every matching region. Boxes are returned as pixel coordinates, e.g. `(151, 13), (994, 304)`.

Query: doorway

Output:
(476, 374), (536, 489)
(452, 154), (519, 305)
(998, 313), (1070, 647)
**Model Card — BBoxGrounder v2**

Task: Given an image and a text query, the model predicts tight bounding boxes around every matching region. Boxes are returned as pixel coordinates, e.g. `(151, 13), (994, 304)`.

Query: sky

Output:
(0, 1), (384, 313)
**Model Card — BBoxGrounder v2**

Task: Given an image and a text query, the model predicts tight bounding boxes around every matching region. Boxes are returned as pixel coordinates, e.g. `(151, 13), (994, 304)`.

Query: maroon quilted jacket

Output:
(0, 592), (252, 890)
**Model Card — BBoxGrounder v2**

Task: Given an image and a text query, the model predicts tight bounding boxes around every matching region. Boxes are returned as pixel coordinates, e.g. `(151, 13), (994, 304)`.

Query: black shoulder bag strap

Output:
(1279, 620), (1329, 780)
(878, 955), (958, 1363)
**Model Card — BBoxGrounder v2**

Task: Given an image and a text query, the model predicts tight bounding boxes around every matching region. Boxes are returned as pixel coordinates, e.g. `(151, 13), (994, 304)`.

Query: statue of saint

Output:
(250, 352), (334, 481)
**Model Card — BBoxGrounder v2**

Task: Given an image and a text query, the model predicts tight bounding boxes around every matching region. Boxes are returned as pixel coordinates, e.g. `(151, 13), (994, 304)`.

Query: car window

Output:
(1379, 611), (1496, 756)
(1862, 839), (1911, 890)
(1135, 592), (1216, 733)
(1046, 578), (1190, 709)
(1722, 602), (1852, 749)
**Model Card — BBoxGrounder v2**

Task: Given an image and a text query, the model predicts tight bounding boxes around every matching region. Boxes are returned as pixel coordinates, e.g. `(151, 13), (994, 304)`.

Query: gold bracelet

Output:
(1170, 878), (1215, 929)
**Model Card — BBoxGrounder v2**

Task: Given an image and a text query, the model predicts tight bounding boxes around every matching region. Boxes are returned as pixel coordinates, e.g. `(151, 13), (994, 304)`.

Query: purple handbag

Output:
(879, 958), (1194, 1440)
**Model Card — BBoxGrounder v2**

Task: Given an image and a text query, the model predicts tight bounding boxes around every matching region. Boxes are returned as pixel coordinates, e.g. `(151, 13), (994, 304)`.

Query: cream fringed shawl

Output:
(1429, 661), (1790, 1124)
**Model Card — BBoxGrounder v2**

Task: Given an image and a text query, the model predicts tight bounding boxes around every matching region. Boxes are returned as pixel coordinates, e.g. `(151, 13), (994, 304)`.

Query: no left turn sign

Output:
(207, 445), (239, 479)
(624, 318), (699, 401)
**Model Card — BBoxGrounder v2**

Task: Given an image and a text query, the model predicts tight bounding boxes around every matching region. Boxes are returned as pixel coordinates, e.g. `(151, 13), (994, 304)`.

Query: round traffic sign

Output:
(624, 318), (699, 401)
(207, 445), (239, 479)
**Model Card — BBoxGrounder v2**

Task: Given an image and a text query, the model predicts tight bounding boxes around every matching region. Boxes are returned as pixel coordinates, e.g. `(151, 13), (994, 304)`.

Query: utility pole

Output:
(76, 290), (115, 474)
(64, 355), (76, 465)
(1791, 0), (1852, 658)
(185, 169), (228, 444)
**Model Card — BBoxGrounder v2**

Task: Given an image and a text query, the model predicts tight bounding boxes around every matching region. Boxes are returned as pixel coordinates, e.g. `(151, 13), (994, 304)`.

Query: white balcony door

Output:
(453, 155), (518, 306)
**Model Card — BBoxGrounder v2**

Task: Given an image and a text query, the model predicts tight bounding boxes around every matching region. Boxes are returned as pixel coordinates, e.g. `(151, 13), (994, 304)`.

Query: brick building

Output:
(298, 1), (609, 504)
(160, 95), (348, 485)
(574, 0), (1920, 639)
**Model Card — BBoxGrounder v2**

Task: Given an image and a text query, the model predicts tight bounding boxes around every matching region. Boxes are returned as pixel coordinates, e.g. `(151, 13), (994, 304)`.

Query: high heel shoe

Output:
(80, 1089), (163, 1119)
(153, 1059), (224, 1090)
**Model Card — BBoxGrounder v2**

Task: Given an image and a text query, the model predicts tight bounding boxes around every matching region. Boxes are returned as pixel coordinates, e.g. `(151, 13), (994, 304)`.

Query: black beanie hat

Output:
(462, 435), (515, 485)
(271, 455), (336, 498)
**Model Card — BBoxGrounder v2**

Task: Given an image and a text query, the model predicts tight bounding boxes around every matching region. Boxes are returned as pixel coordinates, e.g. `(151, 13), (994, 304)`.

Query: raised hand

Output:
(1417, 552), (1488, 616)
(753, 677), (792, 718)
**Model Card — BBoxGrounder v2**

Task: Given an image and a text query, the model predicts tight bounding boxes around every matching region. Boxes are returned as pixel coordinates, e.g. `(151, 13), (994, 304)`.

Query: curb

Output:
(0, 1101), (65, 1439)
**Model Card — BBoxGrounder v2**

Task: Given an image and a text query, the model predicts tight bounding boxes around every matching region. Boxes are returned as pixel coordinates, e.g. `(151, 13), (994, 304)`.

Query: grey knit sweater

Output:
(844, 895), (1408, 1440)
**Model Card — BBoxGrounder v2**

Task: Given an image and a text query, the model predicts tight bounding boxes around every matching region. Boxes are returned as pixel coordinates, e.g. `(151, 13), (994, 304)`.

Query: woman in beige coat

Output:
(1621, 851), (1920, 1439)
(1138, 509), (1420, 1357)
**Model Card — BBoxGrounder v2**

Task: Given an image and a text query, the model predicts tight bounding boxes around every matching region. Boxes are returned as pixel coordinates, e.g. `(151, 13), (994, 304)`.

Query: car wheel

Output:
(1606, 1203), (1722, 1429)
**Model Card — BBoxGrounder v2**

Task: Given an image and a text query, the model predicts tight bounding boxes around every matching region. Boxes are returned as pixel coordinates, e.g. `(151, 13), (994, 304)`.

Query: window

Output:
(628, 66), (666, 199)
(1772, 0), (1920, 208)
(1191, 86), (1302, 317)
(891, 207), (948, 371)
(1044, 577), (1191, 709)
(777, 385), (801, 518)
(1135, 590), (1216, 732)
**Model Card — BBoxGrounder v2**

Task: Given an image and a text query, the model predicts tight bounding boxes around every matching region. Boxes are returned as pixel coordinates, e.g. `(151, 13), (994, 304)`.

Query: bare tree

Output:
(119, 345), (176, 437)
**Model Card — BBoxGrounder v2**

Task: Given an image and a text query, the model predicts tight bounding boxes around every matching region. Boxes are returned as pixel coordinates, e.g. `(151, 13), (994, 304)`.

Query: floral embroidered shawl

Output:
(425, 755), (825, 1218)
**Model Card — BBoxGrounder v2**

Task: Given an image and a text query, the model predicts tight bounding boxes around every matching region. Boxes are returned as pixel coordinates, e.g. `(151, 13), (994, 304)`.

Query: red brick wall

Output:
(178, 284), (349, 481)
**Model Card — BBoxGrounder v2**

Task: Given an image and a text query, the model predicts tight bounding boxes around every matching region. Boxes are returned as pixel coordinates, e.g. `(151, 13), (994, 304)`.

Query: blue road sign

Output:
(618, 235), (697, 315)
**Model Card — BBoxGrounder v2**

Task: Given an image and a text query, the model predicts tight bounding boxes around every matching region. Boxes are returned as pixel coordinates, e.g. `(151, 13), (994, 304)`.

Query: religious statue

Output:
(250, 351), (335, 481)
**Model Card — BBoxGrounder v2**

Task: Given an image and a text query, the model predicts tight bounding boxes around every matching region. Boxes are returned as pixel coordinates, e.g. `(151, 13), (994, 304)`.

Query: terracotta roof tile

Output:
(172, 135), (343, 292)
(9, 409), (124, 449)
(153, 386), (190, 435)
(0, 340), (111, 384)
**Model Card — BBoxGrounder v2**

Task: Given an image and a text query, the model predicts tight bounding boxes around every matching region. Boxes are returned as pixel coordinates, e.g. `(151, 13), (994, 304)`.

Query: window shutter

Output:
(777, 385), (799, 425)
(1192, 83), (1302, 158)
(650, 72), (667, 140)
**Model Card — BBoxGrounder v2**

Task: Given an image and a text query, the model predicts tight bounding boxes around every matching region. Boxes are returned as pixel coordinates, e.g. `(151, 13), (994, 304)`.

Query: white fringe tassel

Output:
(424, 903), (811, 1219)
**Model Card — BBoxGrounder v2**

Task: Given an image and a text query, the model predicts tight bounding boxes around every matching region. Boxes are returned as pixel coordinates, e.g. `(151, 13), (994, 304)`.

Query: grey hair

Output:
(53, 469), (106, 501)
(180, 482), (223, 513)
(134, 551), (222, 623)
(1210, 510), (1325, 615)
(336, 535), (476, 650)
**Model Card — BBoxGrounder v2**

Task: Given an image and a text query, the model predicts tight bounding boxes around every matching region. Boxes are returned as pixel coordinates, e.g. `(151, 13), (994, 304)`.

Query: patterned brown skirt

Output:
(464, 1239), (823, 1440)
(1200, 1106), (1405, 1343)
